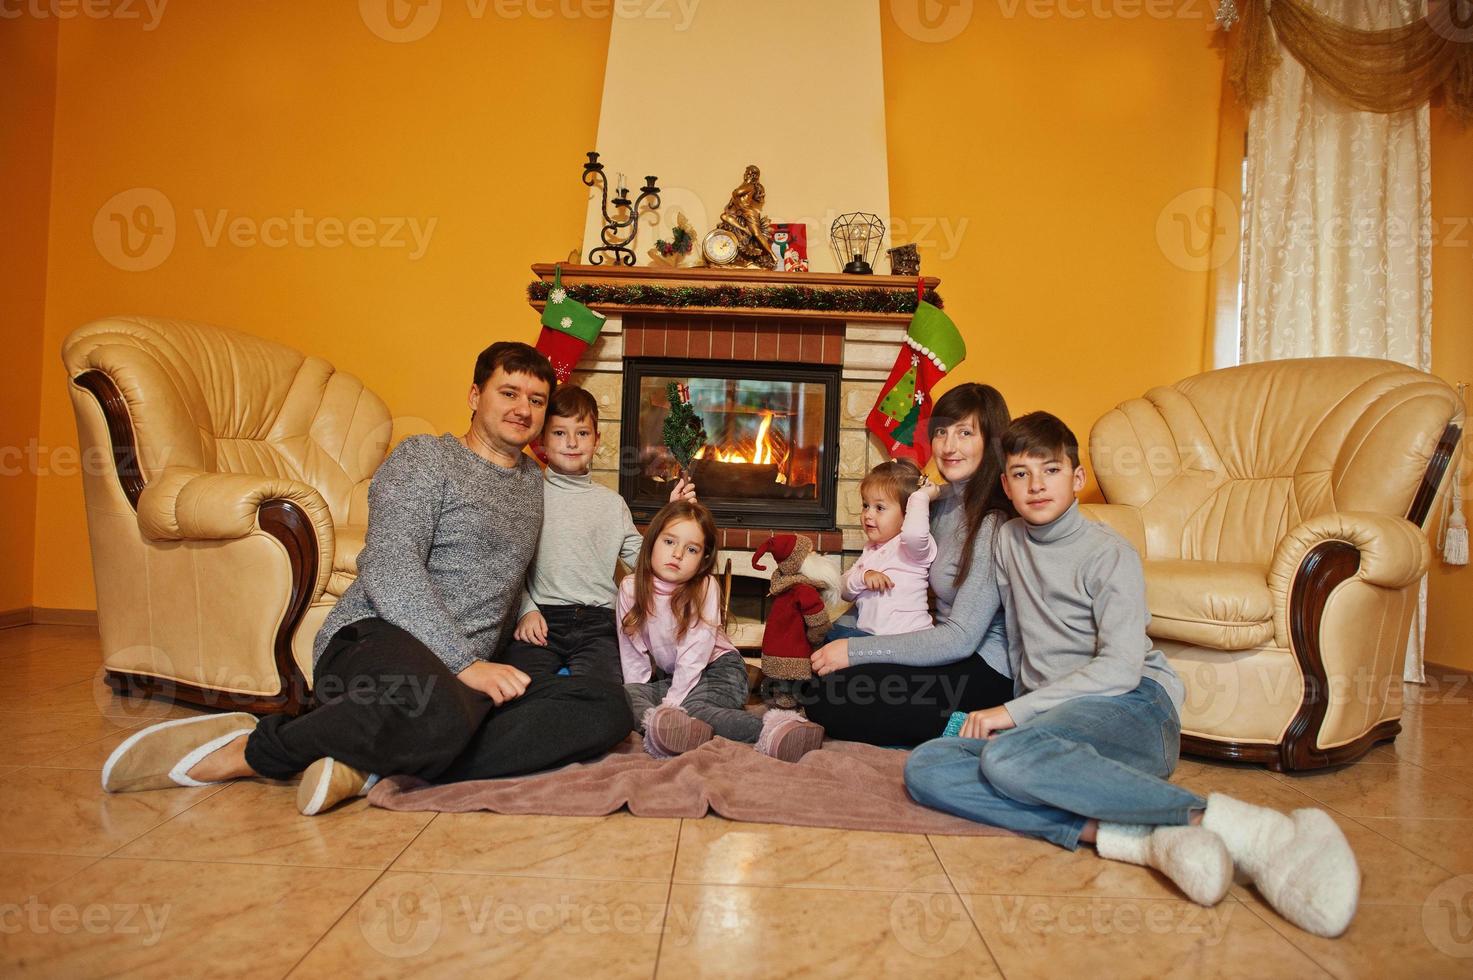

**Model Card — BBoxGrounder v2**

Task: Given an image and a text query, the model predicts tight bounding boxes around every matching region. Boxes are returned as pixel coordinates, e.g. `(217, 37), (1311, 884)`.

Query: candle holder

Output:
(583, 151), (660, 267)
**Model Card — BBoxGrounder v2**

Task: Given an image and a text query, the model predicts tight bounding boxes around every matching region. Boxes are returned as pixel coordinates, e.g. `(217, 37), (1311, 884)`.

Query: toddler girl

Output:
(830, 459), (939, 640)
(620, 500), (825, 762)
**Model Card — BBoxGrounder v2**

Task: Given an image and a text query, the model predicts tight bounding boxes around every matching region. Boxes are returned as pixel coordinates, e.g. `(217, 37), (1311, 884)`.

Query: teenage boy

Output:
(500, 384), (694, 681)
(904, 411), (1360, 938)
(102, 343), (634, 816)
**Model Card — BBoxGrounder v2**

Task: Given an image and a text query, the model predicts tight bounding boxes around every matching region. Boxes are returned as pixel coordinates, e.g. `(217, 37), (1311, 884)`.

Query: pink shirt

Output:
(842, 488), (937, 635)
(617, 574), (739, 709)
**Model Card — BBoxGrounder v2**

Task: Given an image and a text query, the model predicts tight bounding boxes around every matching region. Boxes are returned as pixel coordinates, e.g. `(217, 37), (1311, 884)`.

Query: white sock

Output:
(1095, 823), (1233, 906)
(1200, 793), (1360, 937)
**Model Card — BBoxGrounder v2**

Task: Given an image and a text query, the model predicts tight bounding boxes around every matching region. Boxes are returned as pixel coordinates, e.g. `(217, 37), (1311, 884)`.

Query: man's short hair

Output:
(1001, 411), (1081, 469)
(472, 341), (557, 392)
(547, 384), (599, 425)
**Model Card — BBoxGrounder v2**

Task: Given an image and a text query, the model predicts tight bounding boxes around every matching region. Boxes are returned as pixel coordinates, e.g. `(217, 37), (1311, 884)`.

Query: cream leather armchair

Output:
(64, 316), (392, 715)
(1087, 357), (1462, 771)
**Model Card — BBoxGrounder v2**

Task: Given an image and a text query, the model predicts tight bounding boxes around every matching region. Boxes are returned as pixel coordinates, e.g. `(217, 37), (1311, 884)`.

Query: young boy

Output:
(499, 384), (692, 682)
(904, 412), (1361, 938)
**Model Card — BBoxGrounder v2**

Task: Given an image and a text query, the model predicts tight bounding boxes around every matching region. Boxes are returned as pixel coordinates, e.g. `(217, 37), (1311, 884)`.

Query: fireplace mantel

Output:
(528, 263), (940, 322)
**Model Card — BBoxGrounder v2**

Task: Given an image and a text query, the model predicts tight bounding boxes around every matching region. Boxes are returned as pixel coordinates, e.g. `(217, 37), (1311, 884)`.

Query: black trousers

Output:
(245, 618), (634, 782)
(800, 655), (1015, 748)
(495, 604), (622, 683)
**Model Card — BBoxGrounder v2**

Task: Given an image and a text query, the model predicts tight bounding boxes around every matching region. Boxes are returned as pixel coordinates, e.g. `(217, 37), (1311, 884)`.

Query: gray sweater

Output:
(519, 469), (643, 616)
(846, 480), (1010, 672)
(314, 434), (544, 674)
(994, 500), (1185, 725)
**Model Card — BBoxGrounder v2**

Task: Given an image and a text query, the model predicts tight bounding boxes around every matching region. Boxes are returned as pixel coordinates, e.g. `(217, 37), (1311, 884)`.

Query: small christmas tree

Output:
(662, 382), (706, 475)
(879, 360), (918, 422)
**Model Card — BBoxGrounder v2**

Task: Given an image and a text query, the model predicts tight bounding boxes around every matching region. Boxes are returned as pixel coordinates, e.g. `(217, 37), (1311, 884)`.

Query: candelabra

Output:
(582, 151), (660, 267)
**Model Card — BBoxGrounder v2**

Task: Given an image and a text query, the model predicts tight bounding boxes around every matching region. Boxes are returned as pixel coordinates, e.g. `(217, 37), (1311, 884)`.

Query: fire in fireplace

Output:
(620, 358), (840, 529)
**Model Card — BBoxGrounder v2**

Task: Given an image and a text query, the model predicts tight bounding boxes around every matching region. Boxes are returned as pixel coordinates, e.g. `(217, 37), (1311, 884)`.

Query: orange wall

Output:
(1426, 106), (1473, 672)
(1, 16), (57, 613)
(881, 10), (1225, 486)
(31, 2), (611, 608)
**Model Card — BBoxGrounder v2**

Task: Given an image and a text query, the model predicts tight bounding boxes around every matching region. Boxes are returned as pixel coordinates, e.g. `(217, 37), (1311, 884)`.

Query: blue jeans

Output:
(824, 623), (872, 642)
(903, 678), (1206, 850)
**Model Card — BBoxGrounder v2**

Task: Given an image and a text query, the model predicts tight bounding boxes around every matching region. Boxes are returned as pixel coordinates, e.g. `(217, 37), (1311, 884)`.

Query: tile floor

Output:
(2, 624), (1472, 977)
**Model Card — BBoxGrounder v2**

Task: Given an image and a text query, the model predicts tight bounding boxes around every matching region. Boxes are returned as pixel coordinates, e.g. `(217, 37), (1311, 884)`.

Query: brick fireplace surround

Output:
(530, 263), (937, 646)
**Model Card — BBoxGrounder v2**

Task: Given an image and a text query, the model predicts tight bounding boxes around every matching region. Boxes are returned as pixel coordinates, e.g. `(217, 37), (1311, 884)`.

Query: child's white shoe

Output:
(641, 705), (713, 759)
(1095, 823), (1233, 906)
(755, 709), (824, 763)
(1200, 792), (1360, 937)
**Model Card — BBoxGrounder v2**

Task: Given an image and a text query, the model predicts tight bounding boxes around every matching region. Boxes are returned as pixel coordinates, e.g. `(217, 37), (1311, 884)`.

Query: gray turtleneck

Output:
(994, 500), (1185, 725)
(519, 468), (643, 616)
(845, 479), (1010, 673)
(315, 434), (543, 673)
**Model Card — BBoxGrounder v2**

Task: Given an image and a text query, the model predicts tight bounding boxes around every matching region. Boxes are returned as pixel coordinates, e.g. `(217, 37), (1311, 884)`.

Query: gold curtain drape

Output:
(1228, 0), (1473, 118)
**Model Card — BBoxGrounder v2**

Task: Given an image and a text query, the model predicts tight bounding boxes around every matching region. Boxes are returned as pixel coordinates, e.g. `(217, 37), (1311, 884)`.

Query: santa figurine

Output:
(752, 533), (835, 708)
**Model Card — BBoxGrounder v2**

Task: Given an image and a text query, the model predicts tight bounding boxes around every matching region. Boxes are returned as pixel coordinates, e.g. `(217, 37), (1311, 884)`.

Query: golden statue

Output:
(717, 165), (776, 269)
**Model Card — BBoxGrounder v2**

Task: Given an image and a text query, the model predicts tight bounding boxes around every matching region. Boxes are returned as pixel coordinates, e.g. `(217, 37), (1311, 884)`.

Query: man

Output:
(102, 342), (634, 815)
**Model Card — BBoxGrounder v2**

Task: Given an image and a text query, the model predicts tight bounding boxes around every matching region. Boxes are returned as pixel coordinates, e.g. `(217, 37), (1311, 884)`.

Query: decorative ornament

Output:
(712, 165), (776, 269)
(1214, 0), (1239, 31)
(866, 286), (967, 465)
(887, 243), (921, 276)
(648, 211), (697, 268)
(662, 381), (706, 477)
(582, 151), (660, 267)
(533, 264), (606, 383)
(830, 212), (886, 275)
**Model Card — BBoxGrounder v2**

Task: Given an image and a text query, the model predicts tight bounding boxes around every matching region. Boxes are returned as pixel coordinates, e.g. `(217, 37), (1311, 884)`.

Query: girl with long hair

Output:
(621, 500), (825, 762)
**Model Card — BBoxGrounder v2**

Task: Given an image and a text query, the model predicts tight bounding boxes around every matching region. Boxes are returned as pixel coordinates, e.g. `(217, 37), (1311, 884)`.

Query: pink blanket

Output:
(367, 736), (1010, 836)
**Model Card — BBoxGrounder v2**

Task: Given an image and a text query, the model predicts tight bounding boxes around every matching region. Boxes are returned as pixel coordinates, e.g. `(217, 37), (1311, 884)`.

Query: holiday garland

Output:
(528, 281), (943, 315)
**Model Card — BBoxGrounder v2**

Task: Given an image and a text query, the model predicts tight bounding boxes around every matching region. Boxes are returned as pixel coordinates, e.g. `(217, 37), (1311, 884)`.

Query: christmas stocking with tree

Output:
(535, 265), (607, 383)
(866, 299), (966, 465)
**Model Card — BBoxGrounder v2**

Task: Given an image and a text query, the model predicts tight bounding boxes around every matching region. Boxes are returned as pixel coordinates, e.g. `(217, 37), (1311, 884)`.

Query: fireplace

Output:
(620, 358), (840, 530)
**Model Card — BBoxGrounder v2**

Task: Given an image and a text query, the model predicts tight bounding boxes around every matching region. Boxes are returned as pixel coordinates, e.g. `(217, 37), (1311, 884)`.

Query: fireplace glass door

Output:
(620, 359), (839, 529)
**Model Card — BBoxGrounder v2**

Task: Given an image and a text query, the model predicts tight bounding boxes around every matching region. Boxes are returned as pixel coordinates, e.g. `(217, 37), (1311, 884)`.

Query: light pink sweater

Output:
(617, 574), (738, 708)
(842, 488), (937, 634)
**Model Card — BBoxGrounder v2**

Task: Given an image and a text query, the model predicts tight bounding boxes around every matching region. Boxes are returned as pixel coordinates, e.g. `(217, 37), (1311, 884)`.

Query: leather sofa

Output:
(64, 316), (392, 715)
(1086, 357), (1463, 771)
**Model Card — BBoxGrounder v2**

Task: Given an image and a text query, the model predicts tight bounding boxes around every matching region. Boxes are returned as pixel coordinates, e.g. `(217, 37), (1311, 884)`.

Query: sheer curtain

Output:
(1240, 0), (1433, 681)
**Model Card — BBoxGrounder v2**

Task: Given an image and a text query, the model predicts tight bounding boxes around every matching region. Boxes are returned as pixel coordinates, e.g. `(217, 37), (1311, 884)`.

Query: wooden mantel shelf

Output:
(528, 263), (940, 323)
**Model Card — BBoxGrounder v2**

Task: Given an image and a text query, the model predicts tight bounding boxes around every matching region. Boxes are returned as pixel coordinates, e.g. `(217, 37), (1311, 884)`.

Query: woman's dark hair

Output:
(928, 383), (1014, 586)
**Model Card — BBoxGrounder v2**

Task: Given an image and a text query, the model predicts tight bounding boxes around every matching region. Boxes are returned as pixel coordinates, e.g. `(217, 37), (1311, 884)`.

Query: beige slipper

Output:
(102, 712), (257, 793)
(297, 757), (379, 816)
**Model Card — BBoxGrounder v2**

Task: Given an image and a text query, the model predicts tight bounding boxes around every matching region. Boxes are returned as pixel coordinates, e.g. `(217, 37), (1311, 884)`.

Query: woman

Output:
(806, 383), (1015, 746)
